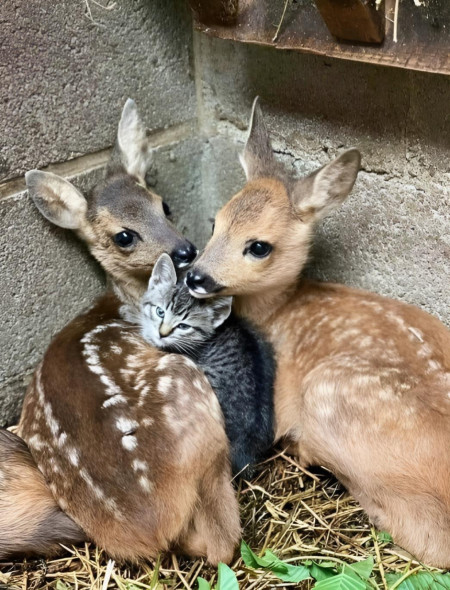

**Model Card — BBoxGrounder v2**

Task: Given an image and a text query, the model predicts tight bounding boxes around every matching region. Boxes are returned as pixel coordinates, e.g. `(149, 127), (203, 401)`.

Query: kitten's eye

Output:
(177, 323), (190, 330)
(211, 222), (215, 235)
(246, 241), (272, 258)
(162, 201), (171, 217)
(155, 307), (165, 318)
(113, 230), (139, 249)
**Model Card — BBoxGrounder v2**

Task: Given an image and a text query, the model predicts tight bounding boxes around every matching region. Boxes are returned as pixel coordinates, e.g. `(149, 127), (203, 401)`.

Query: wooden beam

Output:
(314, 0), (385, 44)
(189, 0), (450, 76)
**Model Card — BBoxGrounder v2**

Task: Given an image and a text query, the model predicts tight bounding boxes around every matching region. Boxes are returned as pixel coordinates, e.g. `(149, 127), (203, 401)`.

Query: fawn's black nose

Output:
(186, 272), (206, 287)
(186, 271), (223, 296)
(171, 242), (197, 268)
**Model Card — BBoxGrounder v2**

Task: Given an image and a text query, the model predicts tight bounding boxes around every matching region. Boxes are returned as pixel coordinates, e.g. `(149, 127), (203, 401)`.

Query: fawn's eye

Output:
(156, 307), (165, 318)
(162, 201), (171, 217)
(177, 323), (190, 330)
(246, 241), (273, 258)
(113, 230), (139, 248)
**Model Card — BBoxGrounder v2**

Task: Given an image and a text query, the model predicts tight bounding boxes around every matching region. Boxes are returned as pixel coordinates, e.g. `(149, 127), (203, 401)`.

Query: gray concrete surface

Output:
(0, 168), (106, 425)
(194, 34), (450, 325)
(0, 0), (196, 182)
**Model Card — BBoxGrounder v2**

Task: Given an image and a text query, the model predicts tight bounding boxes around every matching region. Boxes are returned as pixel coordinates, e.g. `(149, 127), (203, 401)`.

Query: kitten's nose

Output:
(171, 242), (197, 268)
(159, 324), (171, 338)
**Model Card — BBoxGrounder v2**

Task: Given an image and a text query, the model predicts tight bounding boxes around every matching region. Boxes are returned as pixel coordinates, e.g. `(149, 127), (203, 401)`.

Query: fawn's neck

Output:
(111, 277), (146, 313)
(232, 283), (298, 328)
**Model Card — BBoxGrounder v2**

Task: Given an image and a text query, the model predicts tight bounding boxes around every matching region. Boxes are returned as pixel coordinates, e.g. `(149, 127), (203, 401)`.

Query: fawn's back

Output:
(2, 100), (240, 564)
(188, 98), (450, 567)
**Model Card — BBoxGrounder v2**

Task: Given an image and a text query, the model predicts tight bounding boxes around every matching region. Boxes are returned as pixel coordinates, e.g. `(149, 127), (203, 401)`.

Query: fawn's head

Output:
(26, 100), (197, 303)
(187, 98), (360, 300)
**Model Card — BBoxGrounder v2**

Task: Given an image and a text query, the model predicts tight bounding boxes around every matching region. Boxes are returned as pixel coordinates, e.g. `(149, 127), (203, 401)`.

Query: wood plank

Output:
(314, 0), (384, 44)
(190, 0), (450, 76)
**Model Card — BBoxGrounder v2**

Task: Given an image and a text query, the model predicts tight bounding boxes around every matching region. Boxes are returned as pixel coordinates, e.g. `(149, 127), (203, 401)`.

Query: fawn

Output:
(187, 98), (450, 567)
(0, 100), (240, 564)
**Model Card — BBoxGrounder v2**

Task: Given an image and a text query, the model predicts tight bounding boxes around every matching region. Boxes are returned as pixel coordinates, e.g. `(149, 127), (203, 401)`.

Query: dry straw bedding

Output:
(0, 450), (441, 590)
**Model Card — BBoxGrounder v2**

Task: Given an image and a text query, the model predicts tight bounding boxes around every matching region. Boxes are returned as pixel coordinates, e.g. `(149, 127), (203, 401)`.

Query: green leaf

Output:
(309, 562), (338, 581)
(345, 557), (374, 580)
(216, 563), (239, 590)
(240, 541), (310, 583)
(385, 572), (450, 590)
(197, 577), (212, 590)
(314, 572), (367, 590)
(377, 531), (393, 543)
(56, 581), (70, 590)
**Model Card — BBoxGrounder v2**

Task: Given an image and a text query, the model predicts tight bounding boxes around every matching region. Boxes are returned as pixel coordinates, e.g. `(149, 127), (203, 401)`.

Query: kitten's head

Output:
(141, 253), (233, 353)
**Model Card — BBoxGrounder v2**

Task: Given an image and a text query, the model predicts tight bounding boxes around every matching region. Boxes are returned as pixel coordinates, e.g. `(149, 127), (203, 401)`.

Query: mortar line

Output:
(0, 119), (197, 201)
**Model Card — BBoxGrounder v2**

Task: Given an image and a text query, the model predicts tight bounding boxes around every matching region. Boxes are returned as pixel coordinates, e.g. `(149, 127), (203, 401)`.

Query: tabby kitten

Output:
(140, 253), (275, 478)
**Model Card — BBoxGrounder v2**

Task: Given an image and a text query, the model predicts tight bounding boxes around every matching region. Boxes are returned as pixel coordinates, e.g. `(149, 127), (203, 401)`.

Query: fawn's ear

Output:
(117, 98), (152, 183)
(208, 296), (233, 329)
(239, 97), (277, 181)
(147, 253), (177, 295)
(26, 170), (89, 232)
(292, 149), (361, 221)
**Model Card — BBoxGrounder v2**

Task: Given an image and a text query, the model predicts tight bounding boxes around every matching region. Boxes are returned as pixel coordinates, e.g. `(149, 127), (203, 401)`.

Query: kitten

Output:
(139, 253), (275, 478)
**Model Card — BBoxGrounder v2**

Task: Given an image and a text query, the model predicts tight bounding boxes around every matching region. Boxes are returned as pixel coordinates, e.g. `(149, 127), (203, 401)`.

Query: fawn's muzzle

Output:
(171, 242), (198, 268)
(186, 270), (223, 297)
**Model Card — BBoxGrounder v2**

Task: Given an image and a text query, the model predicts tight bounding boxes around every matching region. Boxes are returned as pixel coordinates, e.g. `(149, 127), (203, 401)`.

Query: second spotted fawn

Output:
(0, 100), (240, 564)
(187, 98), (450, 568)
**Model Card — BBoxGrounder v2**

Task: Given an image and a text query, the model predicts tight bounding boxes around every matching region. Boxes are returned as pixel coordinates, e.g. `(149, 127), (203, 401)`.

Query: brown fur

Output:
(0, 429), (84, 558)
(3, 100), (240, 563)
(190, 98), (450, 567)
(18, 295), (240, 563)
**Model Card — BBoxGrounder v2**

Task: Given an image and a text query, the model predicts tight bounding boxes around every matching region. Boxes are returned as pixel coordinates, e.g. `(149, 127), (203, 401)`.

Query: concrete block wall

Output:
(194, 35), (450, 326)
(0, 0), (200, 425)
(1, 0), (449, 425)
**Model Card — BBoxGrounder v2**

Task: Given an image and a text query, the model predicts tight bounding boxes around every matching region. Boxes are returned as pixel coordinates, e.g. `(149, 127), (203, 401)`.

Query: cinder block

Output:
(196, 34), (450, 178)
(0, 0), (196, 182)
(0, 180), (105, 426)
(194, 33), (449, 325)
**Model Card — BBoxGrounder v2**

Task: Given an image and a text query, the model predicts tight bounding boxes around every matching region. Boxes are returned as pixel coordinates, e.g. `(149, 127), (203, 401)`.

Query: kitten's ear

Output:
(209, 296), (233, 329)
(147, 253), (177, 293)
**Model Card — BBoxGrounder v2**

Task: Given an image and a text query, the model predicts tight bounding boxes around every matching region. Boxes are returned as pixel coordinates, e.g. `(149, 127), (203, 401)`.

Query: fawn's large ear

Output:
(147, 253), (177, 295)
(25, 170), (89, 232)
(209, 296), (233, 329)
(116, 99), (152, 183)
(292, 149), (361, 221)
(239, 97), (277, 181)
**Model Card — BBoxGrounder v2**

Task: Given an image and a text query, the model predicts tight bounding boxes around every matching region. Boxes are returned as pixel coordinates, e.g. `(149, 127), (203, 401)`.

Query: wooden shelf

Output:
(189, 0), (450, 76)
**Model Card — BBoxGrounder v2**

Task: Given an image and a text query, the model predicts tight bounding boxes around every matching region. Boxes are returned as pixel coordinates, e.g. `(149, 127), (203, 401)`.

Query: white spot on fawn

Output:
(82, 327), (122, 397)
(116, 417), (138, 434)
(141, 417), (154, 427)
(67, 447), (79, 467)
(102, 394), (127, 409)
(138, 475), (153, 493)
(122, 435), (138, 451)
(156, 355), (173, 371)
(132, 459), (148, 472)
(28, 434), (46, 450)
(158, 376), (173, 395)
(137, 385), (151, 407)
